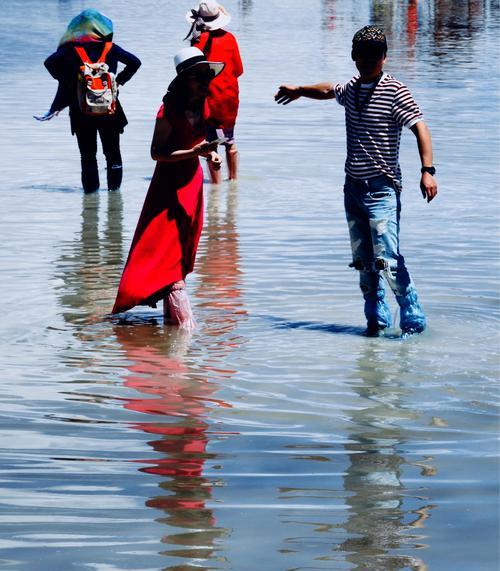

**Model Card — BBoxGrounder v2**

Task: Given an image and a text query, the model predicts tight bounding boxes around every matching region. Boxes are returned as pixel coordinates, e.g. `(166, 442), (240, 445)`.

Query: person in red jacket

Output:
(185, 1), (243, 183)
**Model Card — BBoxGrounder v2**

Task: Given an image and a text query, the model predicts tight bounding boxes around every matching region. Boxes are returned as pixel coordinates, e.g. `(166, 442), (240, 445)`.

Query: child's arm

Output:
(410, 121), (438, 203)
(151, 116), (218, 163)
(275, 83), (335, 105)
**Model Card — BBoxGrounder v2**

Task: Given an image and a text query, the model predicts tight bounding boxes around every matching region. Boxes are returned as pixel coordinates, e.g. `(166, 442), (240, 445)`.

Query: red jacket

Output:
(196, 30), (243, 128)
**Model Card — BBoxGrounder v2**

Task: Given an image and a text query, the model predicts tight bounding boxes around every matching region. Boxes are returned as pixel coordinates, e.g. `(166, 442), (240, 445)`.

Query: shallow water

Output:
(1, 1), (499, 570)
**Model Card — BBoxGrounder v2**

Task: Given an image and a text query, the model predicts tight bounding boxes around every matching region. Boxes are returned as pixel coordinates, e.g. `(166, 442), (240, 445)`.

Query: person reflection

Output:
(114, 324), (230, 567)
(433, 0), (485, 48)
(321, 0), (337, 31)
(195, 182), (246, 336)
(339, 343), (436, 571)
(406, 0), (419, 57)
(371, 0), (395, 35)
(112, 183), (246, 567)
(238, 0), (253, 18)
(55, 191), (124, 324)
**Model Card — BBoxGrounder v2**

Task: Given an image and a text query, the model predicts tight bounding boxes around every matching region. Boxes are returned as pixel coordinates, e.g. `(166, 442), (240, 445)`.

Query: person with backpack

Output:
(185, 1), (243, 183)
(38, 9), (141, 193)
(275, 26), (438, 337)
(112, 47), (224, 327)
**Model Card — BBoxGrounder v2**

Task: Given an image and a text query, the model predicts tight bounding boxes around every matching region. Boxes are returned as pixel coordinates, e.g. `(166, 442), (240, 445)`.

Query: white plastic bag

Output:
(165, 287), (196, 330)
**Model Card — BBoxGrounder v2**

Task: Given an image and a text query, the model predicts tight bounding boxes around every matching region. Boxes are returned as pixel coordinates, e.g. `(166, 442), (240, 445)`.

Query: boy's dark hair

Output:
(351, 25), (387, 59)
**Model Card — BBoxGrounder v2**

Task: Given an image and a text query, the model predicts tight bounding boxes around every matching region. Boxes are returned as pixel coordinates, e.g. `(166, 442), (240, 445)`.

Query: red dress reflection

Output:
(115, 325), (227, 536)
(406, 0), (418, 53)
(113, 181), (246, 559)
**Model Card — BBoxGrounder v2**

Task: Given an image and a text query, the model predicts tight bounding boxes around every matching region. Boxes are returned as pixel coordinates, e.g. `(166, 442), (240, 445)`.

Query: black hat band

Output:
(176, 54), (206, 75)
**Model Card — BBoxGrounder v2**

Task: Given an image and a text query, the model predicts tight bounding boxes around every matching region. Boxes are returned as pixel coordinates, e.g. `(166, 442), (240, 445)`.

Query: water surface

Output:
(0, 1), (499, 570)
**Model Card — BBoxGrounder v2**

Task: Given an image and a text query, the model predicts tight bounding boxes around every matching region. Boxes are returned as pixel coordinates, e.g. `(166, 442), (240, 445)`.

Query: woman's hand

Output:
(207, 151), (222, 170)
(193, 140), (219, 157)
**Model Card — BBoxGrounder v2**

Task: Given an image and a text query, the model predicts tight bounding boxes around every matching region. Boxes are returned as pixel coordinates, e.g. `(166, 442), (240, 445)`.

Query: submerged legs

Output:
(344, 175), (426, 336)
(163, 281), (196, 329)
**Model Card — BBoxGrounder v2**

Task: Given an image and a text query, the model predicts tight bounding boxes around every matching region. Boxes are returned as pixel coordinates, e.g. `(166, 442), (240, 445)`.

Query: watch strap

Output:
(421, 166), (436, 175)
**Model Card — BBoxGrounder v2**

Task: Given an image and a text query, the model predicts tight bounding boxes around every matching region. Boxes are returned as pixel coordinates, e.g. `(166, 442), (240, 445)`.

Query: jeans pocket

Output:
(368, 189), (393, 200)
(367, 175), (395, 200)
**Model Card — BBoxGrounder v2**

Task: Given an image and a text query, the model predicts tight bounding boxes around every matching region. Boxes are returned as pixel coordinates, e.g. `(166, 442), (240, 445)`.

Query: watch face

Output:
(422, 166), (435, 175)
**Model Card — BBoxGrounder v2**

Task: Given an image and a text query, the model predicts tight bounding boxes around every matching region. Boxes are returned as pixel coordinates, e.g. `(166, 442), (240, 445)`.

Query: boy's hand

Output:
(420, 172), (438, 203)
(275, 85), (301, 105)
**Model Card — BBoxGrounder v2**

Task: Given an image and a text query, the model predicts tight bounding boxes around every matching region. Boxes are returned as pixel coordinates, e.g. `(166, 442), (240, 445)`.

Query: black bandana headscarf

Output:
(352, 25), (387, 55)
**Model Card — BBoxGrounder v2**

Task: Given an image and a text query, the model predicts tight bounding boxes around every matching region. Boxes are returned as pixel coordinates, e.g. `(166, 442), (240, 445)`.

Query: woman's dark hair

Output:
(163, 75), (201, 115)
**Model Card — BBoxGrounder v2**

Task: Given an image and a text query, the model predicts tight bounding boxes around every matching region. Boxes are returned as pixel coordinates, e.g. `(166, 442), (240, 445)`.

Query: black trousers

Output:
(75, 119), (123, 192)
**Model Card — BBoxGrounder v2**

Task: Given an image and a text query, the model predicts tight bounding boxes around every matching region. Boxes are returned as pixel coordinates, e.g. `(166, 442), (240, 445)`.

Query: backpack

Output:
(74, 42), (117, 116)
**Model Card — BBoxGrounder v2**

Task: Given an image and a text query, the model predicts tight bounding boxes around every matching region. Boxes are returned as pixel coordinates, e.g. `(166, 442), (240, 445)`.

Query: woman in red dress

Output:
(112, 47), (224, 327)
(185, 1), (244, 183)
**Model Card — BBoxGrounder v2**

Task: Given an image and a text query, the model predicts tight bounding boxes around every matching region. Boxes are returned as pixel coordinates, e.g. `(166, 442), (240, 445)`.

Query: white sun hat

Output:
(185, 0), (231, 31)
(168, 46), (224, 90)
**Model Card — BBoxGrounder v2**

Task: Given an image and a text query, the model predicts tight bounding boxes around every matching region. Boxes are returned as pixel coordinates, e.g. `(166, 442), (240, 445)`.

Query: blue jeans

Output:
(343, 175), (426, 333)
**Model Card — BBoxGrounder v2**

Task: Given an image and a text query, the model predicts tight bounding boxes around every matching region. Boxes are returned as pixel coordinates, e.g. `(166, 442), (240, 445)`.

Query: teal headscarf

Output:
(58, 9), (113, 46)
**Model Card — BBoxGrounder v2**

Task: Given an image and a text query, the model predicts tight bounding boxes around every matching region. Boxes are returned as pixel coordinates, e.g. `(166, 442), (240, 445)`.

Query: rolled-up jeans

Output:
(343, 174), (425, 332)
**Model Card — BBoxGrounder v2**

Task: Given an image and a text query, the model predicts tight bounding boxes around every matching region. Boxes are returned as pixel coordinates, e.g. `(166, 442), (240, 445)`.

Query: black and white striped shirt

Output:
(334, 73), (423, 182)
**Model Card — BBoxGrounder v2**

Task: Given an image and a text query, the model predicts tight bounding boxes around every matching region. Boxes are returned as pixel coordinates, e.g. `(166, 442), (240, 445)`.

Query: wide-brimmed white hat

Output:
(185, 0), (231, 31)
(168, 46), (224, 91)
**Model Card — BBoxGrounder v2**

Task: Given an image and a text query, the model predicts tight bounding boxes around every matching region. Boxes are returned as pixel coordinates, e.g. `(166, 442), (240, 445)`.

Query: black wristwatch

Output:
(421, 166), (436, 175)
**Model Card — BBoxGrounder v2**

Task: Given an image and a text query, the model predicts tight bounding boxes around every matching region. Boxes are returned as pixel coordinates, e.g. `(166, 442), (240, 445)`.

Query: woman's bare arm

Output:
(151, 116), (218, 162)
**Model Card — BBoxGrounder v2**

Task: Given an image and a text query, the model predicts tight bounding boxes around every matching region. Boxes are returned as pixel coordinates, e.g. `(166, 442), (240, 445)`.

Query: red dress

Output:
(196, 30), (243, 128)
(112, 102), (207, 314)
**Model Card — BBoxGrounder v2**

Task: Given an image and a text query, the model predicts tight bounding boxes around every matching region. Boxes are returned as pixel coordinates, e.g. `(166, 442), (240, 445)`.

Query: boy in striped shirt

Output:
(275, 26), (438, 337)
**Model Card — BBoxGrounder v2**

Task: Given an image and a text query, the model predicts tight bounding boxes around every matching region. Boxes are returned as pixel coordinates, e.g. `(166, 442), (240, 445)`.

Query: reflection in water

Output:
(320, 0), (491, 65)
(115, 325), (230, 568)
(238, 0), (253, 18)
(321, 0), (337, 31)
(112, 184), (246, 568)
(434, 0), (486, 44)
(55, 191), (124, 324)
(275, 343), (436, 569)
(196, 183), (246, 330)
(371, 0), (396, 35)
(52, 179), (247, 568)
(406, 0), (419, 57)
(339, 344), (435, 571)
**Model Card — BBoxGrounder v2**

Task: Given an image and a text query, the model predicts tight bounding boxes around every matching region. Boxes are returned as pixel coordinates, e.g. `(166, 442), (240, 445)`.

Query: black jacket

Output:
(44, 42), (141, 133)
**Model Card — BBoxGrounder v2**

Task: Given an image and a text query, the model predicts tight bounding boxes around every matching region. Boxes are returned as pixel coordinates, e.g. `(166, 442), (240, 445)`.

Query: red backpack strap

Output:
(97, 42), (113, 63)
(74, 45), (91, 64)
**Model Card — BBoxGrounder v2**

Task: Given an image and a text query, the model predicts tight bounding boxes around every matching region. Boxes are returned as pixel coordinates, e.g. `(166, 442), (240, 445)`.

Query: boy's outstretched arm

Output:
(411, 121), (438, 203)
(275, 83), (335, 105)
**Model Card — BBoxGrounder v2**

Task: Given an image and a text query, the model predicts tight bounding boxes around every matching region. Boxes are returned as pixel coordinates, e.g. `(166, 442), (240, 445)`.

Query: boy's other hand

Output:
(420, 172), (438, 202)
(275, 85), (301, 105)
